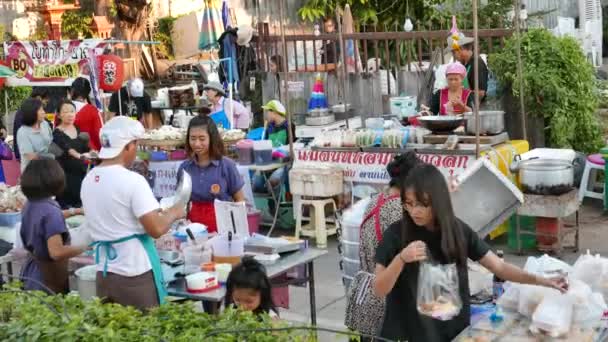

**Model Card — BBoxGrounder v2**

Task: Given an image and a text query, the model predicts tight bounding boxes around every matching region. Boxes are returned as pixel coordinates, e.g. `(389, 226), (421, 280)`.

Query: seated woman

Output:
(429, 62), (474, 115)
(252, 100), (292, 199)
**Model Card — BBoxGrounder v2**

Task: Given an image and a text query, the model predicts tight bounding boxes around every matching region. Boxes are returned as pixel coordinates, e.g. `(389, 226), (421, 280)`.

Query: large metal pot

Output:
(510, 156), (574, 195)
(464, 110), (505, 135)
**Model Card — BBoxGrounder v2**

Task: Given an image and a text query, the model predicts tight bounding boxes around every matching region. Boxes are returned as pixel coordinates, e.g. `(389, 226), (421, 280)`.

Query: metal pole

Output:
(473, 0), (481, 158)
(279, 0), (294, 159)
(514, 0), (527, 141)
(336, 7), (349, 128)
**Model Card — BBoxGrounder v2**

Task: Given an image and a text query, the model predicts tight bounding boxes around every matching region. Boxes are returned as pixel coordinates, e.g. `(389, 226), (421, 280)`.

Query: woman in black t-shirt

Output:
(373, 164), (567, 342)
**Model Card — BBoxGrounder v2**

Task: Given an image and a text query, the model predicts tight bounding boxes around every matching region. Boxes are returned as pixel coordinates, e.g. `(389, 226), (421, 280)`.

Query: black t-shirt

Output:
(375, 219), (490, 342)
(108, 87), (152, 120)
(465, 56), (489, 97)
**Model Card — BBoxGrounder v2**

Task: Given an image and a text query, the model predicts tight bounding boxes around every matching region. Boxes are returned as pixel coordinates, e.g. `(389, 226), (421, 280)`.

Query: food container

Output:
(340, 220), (360, 243)
(510, 156), (574, 195)
(289, 166), (344, 197)
(183, 244), (212, 274)
(464, 110), (505, 135)
(170, 149), (187, 160)
(173, 223), (207, 245)
(215, 263), (232, 283)
(185, 272), (219, 293)
(74, 265), (97, 300)
(365, 117), (384, 130)
(390, 96), (417, 118)
(150, 151), (169, 161)
(417, 116), (464, 133)
(247, 209), (261, 234)
(210, 234), (245, 265)
(253, 140), (273, 165)
(236, 139), (254, 165)
(0, 211), (21, 227)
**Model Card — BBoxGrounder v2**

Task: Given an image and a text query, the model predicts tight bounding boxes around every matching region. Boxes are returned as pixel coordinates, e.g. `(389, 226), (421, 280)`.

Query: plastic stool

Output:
(578, 154), (605, 205)
(294, 198), (337, 248)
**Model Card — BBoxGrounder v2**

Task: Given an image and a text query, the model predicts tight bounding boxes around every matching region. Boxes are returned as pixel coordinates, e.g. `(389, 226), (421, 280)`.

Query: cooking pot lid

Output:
(519, 159), (572, 171)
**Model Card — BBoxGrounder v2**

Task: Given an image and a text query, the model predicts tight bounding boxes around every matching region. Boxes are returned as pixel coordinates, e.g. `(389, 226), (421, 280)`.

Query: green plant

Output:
(490, 29), (604, 153)
(0, 87), (32, 113)
(154, 17), (178, 60)
(0, 285), (317, 341)
(61, 10), (94, 39)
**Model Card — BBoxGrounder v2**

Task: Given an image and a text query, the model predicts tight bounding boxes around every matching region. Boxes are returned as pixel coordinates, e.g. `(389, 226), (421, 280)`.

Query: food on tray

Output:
(141, 125), (185, 140)
(222, 129), (246, 141)
(418, 296), (459, 318)
(0, 184), (26, 212)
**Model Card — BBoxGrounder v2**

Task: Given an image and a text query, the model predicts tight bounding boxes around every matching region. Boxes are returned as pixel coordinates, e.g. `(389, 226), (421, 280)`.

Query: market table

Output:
(244, 162), (288, 235)
(166, 248), (327, 324)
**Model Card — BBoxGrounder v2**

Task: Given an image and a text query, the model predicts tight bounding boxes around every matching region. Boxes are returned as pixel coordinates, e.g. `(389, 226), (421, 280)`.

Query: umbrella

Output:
(221, 0), (232, 29)
(0, 65), (16, 78)
(343, 5), (362, 73)
(199, 0), (225, 50)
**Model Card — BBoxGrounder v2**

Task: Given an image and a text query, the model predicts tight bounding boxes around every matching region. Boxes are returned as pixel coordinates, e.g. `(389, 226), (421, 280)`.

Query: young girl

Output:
(225, 257), (278, 318)
(20, 159), (88, 294)
(373, 164), (567, 342)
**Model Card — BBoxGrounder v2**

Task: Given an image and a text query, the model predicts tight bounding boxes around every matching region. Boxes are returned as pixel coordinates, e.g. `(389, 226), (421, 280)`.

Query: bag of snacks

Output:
(416, 261), (462, 320)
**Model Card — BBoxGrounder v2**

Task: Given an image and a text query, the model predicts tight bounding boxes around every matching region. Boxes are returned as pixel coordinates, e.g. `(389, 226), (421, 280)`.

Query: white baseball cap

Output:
(129, 78), (144, 97)
(98, 116), (145, 159)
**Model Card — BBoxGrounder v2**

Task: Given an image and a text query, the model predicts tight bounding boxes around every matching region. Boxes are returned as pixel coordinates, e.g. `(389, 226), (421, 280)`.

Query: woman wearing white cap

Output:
(81, 117), (186, 310)
(204, 81), (251, 130)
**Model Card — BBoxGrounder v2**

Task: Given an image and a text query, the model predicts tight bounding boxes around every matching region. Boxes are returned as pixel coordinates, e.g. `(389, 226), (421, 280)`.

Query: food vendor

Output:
(204, 81), (251, 130)
(81, 117), (186, 311)
(429, 62), (473, 116)
(373, 164), (568, 342)
(177, 115), (245, 233)
(447, 32), (489, 100)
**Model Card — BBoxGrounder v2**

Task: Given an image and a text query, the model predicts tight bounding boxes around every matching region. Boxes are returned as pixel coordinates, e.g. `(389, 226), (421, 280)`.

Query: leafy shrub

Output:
(490, 29), (604, 153)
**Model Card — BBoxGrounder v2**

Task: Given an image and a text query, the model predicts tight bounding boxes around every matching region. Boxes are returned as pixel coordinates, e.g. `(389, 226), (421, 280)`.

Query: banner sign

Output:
(3, 40), (106, 86)
(294, 149), (475, 184)
(148, 161), (183, 199)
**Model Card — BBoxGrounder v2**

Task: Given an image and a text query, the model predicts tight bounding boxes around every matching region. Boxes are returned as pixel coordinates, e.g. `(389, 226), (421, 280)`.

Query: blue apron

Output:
(90, 234), (167, 305)
(210, 98), (231, 129)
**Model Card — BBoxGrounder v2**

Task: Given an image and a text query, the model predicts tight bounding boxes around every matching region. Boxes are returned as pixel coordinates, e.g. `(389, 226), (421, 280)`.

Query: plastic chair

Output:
(294, 197), (338, 249)
(577, 154), (605, 205)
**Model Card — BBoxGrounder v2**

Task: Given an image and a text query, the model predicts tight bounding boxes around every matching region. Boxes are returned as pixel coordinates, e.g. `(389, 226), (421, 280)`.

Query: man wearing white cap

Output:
(446, 33), (489, 100)
(81, 117), (185, 310)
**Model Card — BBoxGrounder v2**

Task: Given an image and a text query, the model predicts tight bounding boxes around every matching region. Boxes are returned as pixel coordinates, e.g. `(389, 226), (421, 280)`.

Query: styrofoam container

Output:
(339, 240), (359, 260)
(340, 257), (361, 277)
(289, 166), (344, 197)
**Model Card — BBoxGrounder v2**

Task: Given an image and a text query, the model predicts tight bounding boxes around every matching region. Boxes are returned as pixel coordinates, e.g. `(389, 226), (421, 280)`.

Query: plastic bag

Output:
(517, 284), (560, 317)
(568, 279), (607, 326)
(530, 292), (574, 338)
(416, 261), (462, 320)
(496, 282), (520, 311)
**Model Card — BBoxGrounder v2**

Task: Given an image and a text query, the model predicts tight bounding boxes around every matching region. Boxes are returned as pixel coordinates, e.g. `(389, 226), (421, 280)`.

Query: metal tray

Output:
(451, 159), (524, 238)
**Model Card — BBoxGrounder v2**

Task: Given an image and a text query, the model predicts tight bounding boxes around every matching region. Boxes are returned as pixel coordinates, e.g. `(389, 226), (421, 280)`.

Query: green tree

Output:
(490, 29), (604, 153)
(299, 0), (512, 29)
(61, 10), (94, 39)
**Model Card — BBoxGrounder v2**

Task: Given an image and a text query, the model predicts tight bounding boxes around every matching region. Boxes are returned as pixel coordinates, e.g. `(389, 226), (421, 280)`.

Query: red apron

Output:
(188, 201), (218, 233)
(439, 88), (471, 115)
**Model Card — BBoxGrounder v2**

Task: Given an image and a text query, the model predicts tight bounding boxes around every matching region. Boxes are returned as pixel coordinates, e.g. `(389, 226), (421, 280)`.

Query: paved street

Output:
(269, 200), (608, 341)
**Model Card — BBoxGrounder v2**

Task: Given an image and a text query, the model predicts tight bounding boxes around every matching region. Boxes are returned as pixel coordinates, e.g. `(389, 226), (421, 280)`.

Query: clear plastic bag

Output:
(416, 261), (462, 320)
(517, 284), (560, 317)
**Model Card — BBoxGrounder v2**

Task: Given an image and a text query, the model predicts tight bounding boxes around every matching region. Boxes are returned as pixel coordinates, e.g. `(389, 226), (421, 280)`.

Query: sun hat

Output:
(128, 78), (144, 97)
(445, 62), (467, 77)
(445, 32), (475, 53)
(98, 116), (145, 159)
(261, 100), (286, 116)
(203, 81), (226, 97)
(236, 25), (254, 47)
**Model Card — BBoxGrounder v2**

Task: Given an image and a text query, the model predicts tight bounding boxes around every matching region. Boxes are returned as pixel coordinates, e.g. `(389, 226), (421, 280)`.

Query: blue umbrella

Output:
(221, 0), (232, 29)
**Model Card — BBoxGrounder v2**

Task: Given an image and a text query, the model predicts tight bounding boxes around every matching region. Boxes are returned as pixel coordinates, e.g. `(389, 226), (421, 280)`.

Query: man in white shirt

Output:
(81, 116), (185, 310)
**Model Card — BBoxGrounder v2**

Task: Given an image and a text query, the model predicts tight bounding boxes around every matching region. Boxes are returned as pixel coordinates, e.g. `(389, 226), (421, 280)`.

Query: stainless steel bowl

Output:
(417, 115), (464, 133)
(463, 111), (505, 135)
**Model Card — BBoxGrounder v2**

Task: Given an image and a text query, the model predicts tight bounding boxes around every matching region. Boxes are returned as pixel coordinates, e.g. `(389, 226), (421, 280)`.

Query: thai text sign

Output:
(294, 149), (474, 184)
(3, 40), (106, 86)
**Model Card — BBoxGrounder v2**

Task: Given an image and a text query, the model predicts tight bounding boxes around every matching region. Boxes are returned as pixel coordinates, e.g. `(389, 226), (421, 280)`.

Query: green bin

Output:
(508, 215), (536, 250)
